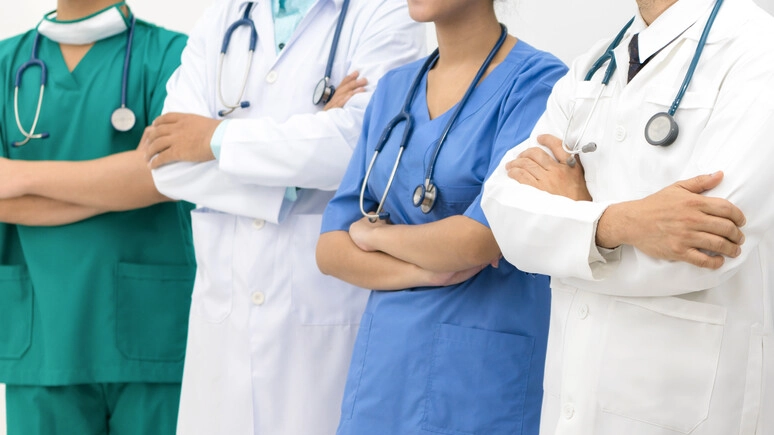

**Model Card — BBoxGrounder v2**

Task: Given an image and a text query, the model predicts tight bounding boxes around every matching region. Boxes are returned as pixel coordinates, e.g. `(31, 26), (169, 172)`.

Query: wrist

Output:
(15, 160), (37, 196)
(596, 202), (628, 249)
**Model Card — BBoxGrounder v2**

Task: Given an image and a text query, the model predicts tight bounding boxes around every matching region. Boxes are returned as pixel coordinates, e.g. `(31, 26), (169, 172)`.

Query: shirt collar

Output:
(237, 0), (342, 13)
(634, 0), (715, 61)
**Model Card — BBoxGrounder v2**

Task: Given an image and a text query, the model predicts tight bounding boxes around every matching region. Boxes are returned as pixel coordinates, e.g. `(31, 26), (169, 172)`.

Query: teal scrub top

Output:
(0, 20), (195, 386)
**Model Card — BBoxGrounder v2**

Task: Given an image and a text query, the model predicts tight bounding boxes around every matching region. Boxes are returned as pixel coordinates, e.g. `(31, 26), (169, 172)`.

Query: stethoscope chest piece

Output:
(313, 77), (334, 105)
(645, 112), (678, 146)
(111, 106), (136, 132)
(412, 181), (437, 214)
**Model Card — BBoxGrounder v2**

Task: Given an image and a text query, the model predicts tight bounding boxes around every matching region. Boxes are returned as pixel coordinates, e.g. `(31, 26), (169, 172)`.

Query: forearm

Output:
(364, 216), (500, 273)
(0, 196), (102, 226)
(19, 150), (169, 211)
(316, 231), (438, 291)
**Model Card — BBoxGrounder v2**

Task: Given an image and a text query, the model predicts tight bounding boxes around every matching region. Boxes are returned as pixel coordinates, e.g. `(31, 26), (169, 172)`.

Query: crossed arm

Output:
(504, 134), (745, 270)
(0, 148), (169, 226)
(316, 215), (501, 291)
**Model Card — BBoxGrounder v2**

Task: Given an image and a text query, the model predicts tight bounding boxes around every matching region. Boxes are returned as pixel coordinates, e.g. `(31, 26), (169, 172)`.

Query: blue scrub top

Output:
(321, 41), (567, 435)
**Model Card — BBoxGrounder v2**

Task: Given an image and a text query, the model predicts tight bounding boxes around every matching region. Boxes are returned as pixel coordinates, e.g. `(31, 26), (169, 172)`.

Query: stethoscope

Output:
(13, 17), (137, 147)
(217, 0), (350, 117)
(563, 0), (723, 166)
(359, 24), (508, 221)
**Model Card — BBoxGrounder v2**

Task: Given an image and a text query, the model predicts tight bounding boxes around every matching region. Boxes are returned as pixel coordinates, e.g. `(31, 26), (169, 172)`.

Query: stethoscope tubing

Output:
(359, 24), (507, 220)
(119, 17), (136, 110)
(217, 3), (257, 117)
(13, 35), (48, 147)
(323, 0), (350, 83)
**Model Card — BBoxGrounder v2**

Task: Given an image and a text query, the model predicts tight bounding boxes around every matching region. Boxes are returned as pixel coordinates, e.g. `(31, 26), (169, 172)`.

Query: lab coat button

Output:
(562, 404), (575, 420)
(614, 125), (627, 141)
(251, 291), (265, 306)
(578, 304), (589, 319)
(266, 70), (278, 83)
(252, 219), (266, 230)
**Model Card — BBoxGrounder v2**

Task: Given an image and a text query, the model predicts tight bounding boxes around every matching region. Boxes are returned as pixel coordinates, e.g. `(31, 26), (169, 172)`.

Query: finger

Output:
(682, 248), (725, 270)
(335, 71), (360, 88)
(509, 157), (545, 179)
(537, 134), (572, 163)
(688, 231), (742, 259)
(518, 147), (559, 171)
(693, 210), (746, 244)
(507, 167), (538, 186)
(697, 196), (746, 228)
(148, 149), (177, 170)
(338, 78), (368, 93)
(676, 171), (724, 195)
(144, 137), (173, 161)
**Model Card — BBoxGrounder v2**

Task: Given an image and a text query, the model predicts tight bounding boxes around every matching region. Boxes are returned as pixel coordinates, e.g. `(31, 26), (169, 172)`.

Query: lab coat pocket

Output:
(0, 265), (33, 359)
(598, 297), (726, 433)
(115, 262), (195, 362)
(422, 323), (535, 435)
(290, 214), (368, 325)
(190, 208), (236, 323)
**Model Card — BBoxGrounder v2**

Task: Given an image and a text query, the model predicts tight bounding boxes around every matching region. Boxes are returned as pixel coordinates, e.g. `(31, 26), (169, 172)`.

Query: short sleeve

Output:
(146, 30), (187, 121)
(320, 100), (376, 233)
(463, 57), (568, 226)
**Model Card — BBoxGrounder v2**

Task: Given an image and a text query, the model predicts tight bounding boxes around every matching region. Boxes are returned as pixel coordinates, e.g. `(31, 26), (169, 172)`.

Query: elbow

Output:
(315, 234), (335, 277)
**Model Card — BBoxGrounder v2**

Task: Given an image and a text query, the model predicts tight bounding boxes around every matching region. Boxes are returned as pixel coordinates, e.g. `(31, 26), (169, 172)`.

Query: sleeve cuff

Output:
(210, 120), (231, 160)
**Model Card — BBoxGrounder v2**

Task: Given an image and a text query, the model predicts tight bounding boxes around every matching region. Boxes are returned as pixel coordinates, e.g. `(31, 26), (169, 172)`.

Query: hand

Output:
(349, 215), (387, 252)
(597, 171), (746, 269)
(505, 134), (592, 201)
(140, 113), (222, 169)
(0, 157), (28, 199)
(426, 263), (488, 287)
(324, 71), (367, 111)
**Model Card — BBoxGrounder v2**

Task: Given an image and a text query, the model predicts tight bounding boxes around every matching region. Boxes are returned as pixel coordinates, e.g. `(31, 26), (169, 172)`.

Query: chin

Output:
(407, 1), (435, 23)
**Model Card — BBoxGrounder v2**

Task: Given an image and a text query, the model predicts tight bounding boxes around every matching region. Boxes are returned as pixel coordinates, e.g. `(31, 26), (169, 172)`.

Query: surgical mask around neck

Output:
(37, 2), (130, 45)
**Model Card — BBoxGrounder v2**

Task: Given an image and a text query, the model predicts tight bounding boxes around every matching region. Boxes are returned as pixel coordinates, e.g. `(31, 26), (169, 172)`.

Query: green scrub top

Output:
(0, 20), (195, 386)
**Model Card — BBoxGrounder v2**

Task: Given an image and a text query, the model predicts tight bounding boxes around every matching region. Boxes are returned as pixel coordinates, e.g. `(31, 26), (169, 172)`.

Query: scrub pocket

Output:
(115, 262), (195, 362)
(597, 297), (725, 433)
(190, 208), (235, 323)
(0, 265), (33, 359)
(432, 185), (481, 218)
(422, 323), (535, 435)
(290, 214), (368, 325)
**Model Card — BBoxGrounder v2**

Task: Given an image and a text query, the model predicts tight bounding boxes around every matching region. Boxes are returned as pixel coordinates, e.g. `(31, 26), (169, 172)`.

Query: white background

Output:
(2, 0), (774, 433)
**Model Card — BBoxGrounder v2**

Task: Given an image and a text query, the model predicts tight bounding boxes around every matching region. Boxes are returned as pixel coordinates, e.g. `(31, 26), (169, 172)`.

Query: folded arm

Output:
(317, 230), (486, 291)
(0, 196), (102, 226)
(0, 151), (168, 211)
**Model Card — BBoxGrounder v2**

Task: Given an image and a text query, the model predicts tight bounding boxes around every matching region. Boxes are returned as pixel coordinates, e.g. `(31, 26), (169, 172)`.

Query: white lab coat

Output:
(152, 1), (425, 433)
(481, 0), (774, 434)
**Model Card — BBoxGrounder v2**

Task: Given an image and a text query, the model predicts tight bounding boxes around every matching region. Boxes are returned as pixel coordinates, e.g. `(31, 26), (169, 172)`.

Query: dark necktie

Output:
(628, 33), (643, 82)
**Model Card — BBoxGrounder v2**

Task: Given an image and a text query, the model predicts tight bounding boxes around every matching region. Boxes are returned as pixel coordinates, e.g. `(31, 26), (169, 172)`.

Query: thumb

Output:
(536, 134), (571, 163)
(677, 171), (724, 194)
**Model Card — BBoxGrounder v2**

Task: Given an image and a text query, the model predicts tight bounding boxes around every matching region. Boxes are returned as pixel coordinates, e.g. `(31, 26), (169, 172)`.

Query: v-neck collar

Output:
(39, 30), (125, 90)
(414, 41), (522, 127)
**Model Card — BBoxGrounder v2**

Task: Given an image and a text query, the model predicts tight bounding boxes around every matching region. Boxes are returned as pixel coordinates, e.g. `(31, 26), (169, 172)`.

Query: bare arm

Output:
(0, 196), (102, 226)
(317, 230), (486, 290)
(0, 151), (169, 211)
(348, 216), (501, 273)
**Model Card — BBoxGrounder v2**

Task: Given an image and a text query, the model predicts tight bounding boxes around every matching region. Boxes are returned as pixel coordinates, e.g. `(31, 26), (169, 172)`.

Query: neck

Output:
(637, 0), (679, 25)
(55, 0), (127, 21)
(434, 4), (501, 68)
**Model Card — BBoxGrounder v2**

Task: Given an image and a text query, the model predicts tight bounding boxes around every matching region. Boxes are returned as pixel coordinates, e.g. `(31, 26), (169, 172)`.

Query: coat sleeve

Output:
(482, 38), (774, 297)
(215, 0), (425, 191)
(151, 3), (287, 221)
